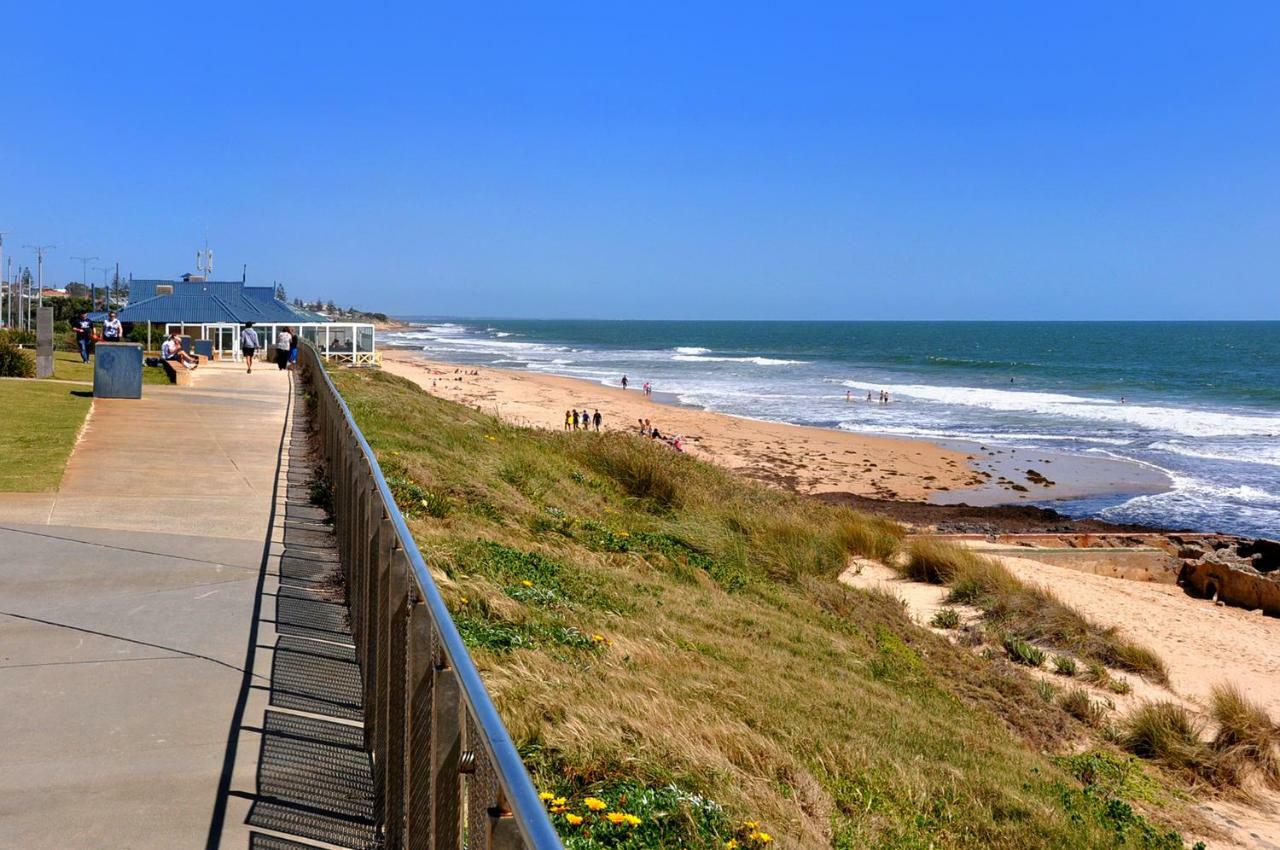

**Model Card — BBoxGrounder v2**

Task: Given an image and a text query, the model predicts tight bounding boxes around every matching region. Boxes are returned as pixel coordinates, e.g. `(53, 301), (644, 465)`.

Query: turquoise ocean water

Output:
(385, 320), (1280, 538)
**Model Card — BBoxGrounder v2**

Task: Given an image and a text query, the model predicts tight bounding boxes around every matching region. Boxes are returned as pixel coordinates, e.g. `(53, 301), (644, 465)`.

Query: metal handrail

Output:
(299, 343), (563, 850)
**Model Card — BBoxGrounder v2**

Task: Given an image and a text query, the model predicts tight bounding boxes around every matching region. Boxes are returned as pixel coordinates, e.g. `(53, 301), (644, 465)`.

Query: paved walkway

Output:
(0, 363), (372, 849)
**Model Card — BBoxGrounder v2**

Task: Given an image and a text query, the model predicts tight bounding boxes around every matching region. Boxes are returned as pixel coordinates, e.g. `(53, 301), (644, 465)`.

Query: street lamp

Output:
(23, 244), (54, 308)
(93, 264), (114, 306)
(72, 254), (100, 307)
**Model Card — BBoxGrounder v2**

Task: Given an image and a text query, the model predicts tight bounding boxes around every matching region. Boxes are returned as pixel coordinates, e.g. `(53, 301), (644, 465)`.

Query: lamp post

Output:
(23, 244), (54, 307)
(72, 254), (100, 308)
(93, 264), (113, 306)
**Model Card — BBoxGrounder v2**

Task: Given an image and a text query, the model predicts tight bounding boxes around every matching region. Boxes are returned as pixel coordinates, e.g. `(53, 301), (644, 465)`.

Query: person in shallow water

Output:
(621, 374), (628, 390)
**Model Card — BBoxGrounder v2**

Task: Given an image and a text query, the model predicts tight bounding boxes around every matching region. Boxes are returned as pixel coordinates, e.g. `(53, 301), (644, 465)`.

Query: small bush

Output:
(1060, 687), (1106, 727)
(0, 341), (35, 378)
(839, 514), (904, 562)
(1120, 702), (1213, 778)
(1106, 677), (1133, 696)
(1033, 680), (1057, 703)
(930, 607), (961, 629)
(1209, 683), (1280, 789)
(1052, 655), (1078, 676)
(1002, 634), (1046, 667)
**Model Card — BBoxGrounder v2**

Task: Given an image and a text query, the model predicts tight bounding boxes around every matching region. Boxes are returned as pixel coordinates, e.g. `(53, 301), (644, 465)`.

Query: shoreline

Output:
(379, 347), (1171, 515)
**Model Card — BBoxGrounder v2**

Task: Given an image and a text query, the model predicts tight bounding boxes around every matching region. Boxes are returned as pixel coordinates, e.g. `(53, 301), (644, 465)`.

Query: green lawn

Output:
(47, 349), (170, 384)
(0, 379), (92, 491)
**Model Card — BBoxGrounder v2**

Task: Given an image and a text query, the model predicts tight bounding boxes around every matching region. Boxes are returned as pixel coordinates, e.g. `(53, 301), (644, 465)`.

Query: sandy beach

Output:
(381, 349), (1170, 508)
(383, 350), (980, 500)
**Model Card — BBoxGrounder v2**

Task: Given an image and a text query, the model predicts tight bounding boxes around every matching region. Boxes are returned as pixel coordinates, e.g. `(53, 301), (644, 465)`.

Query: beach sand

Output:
(382, 351), (979, 500)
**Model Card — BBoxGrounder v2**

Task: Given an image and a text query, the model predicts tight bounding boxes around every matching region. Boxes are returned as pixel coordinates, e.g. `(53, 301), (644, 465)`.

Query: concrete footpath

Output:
(0, 363), (371, 849)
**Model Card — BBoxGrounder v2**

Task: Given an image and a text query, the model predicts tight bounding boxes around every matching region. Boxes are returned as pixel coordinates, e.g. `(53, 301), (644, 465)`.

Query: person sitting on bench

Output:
(161, 332), (199, 370)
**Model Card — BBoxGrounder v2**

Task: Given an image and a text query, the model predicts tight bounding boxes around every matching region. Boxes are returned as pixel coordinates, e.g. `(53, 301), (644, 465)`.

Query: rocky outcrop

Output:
(1173, 536), (1280, 616)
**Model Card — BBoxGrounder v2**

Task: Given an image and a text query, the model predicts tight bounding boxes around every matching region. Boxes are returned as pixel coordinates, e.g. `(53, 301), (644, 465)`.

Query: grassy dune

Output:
(330, 368), (1194, 849)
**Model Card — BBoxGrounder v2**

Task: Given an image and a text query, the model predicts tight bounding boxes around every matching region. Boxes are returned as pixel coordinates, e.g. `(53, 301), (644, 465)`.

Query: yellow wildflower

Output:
(584, 797), (607, 811)
(750, 831), (773, 844)
(551, 797), (566, 807)
(459, 597), (469, 604)
(539, 792), (554, 802)
(618, 531), (630, 537)
(550, 805), (567, 813)
(564, 813), (583, 826)
(520, 579), (533, 587)
(605, 812), (627, 825)
(743, 821), (758, 829)
(622, 814), (642, 826)
(726, 841), (739, 850)
(591, 634), (606, 643)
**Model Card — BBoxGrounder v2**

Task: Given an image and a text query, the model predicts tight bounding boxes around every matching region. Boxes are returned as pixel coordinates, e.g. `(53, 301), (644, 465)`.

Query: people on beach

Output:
(564, 409), (572, 430)
(581, 409), (590, 430)
(572, 409), (580, 429)
(845, 390), (851, 402)
(241, 323), (260, 373)
(102, 311), (123, 343)
(643, 381), (652, 397)
(867, 391), (873, 402)
(275, 327), (293, 370)
(162, 332), (199, 369)
(621, 374), (629, 390)
(638, 418), (646, 436)
(73, 312), (94, 362)
(593, 409), (602, 431)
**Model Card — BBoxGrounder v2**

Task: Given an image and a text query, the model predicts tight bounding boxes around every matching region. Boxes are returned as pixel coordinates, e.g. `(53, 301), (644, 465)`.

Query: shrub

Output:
(1053, 655), (1078, 676)
(1002, 634), (1046, 667)
(1033, 680), (1057, 703)
(930, 607), (962, 629)
(839, 514), (904, 562)
(1209, 683), (1280, 789)
(1060, 687), (1106, 727)
(0, 341), (35, 378)
(0, 328), (36, 347)
(582, 436), (680, 508)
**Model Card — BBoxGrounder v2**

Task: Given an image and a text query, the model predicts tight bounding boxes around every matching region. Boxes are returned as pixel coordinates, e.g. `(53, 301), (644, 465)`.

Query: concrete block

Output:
(93, 343), (144, 399)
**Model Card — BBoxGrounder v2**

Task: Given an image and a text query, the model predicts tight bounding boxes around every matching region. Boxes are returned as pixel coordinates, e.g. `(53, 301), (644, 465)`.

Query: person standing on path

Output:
(275, 327), (293, 370)
(592, 409), (602, 431)
(241, 323), (260, 373)
(73, 312), (94, 362)
(102, 311), (124, 343)
(288, 329), (300, 370)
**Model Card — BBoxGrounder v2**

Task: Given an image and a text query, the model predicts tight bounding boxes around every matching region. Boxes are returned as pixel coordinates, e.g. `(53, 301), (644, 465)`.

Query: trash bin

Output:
(93, 343), (144, 399)
(193, 339), (214, 359)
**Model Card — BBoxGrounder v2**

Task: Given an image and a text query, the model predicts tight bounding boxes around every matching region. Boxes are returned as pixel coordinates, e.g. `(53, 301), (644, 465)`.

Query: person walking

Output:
(275, 327), (293, 370)
(73, 311), (94, 363)
(572, 409), (580, 430)
(241, 323), (260, 373)
(564, 409), (572, 430)
(592, 409), (602, 431)
(621, 374), (629, 390)
(288, 328), (300, 370)
(102, 311), (124, 343)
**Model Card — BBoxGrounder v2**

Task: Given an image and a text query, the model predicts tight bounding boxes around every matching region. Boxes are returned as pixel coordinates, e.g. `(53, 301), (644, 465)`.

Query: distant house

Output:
(40, 288), (69, 298)
(90, 278), (376, 363)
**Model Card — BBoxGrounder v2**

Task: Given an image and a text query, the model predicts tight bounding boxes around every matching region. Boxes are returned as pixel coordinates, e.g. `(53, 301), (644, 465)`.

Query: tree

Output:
(274, 282), (287, 301)
(65, 282), (90, 298)
(325, 299), (337, 314)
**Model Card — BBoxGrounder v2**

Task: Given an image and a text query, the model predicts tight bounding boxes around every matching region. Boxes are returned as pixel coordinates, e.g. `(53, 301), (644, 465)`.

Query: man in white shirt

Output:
(240, 323), (260, 373)
(275, 327), (293, 371)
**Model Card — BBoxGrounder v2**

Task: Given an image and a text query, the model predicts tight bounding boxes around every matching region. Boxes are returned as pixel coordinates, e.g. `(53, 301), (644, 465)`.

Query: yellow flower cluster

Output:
(728, 820), (773, 847)
(540, 792), (643, 832)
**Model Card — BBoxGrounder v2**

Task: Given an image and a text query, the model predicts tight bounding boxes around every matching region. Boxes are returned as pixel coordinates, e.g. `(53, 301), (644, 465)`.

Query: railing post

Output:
(430, 653), (463, 850)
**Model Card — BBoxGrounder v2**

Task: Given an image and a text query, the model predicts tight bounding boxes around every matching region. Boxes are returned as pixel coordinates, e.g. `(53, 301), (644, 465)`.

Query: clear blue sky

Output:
(2, 2), (1277, 319)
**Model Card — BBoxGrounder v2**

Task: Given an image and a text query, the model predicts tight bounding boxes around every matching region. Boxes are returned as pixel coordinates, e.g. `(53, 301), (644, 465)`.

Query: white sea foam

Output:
(838, 380), (1280, 439)
(672, 354), (805, 366)
(673, 346), (711, 355)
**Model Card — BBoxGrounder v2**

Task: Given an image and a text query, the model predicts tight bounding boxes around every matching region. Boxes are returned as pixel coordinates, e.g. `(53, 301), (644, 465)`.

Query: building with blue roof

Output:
(91, 277), (377, 364)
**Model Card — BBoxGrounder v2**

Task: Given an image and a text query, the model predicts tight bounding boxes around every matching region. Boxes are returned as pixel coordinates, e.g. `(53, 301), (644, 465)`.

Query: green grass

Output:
(0, 379), (91, 490)
(902, 539), (1168, 683)
(331, 366), (1196, 849)
(43, 350), (171, 384)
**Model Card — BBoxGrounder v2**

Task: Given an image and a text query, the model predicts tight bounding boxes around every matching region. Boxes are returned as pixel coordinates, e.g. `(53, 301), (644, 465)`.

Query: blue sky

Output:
(2, 2), (1277, 319)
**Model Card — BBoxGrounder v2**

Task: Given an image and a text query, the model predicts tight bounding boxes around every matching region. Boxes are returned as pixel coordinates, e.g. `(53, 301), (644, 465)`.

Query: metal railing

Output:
(299, 343), (563, 850)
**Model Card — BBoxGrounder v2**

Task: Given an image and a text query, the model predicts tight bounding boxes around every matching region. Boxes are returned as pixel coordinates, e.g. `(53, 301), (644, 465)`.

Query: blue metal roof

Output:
(90, 280), (314, 325)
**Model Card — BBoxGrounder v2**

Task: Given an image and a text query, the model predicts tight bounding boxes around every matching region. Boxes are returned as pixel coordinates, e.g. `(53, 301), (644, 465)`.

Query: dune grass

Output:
(902, 539), (1168, 683)
(330, 366), (1194, 849)
(0, 379), (91, 491)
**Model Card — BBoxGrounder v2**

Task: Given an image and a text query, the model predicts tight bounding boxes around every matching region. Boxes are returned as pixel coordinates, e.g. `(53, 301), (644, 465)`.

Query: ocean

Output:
(383, 320), (1280, 539)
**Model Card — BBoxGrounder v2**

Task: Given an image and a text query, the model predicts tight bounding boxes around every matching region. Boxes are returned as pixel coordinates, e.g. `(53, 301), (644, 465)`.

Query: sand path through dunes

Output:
(381, 351), (978, 501)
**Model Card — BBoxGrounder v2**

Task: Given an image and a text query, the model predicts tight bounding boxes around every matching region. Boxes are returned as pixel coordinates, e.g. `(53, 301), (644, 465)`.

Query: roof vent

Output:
(157, 284), (174, 295)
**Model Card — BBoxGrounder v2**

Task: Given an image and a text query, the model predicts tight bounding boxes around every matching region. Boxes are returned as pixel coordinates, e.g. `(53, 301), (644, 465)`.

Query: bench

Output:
(162, 358), (198, 386)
